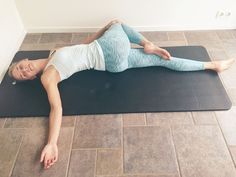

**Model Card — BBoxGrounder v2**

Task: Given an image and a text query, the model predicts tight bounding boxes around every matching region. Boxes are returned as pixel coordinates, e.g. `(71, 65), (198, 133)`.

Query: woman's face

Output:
(11, 59), (37, 81)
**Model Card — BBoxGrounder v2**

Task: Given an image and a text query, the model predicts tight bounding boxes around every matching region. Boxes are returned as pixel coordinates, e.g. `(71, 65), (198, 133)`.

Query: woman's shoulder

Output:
(41, 65), (61, 85)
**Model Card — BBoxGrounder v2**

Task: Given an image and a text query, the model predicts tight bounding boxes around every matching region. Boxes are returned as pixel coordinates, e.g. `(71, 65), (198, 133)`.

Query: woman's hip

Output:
(97, 23), (130, 72)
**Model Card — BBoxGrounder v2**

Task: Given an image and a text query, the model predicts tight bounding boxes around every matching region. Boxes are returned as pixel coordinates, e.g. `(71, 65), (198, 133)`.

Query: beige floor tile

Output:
(154, 41), (187, 47)
(22, 33), (41, 44)
(215, 107), (236, 145)
(219, 73), (236, 88)
(11, 127), (73, 177)
(68, 149), (96, 177)
(221, 39), (236, 58)
(141, 32), (168, 42)
(0, 118), (6, 128)
(19, 43), (55, 51)
(96, 175), (179, 177)
(61, 116), (76, 127)
(216, 30), (235, 40)
(229, 146), (236, 167)
(146, 112), (193, 126)
(185, 30), (224, 51)
(123, 113), (146, 126)
(4, 116), (75, 128)
(96, 149), (122, 175)
(219, 62), (236, 88)
(123, 126), (179, 175)
(228, 88), (236, 106)
(186, 40), (224, 51)
(73, 114), (122, 148)
(71, 33), (90, 44)
(208, 49), (229, 61)
(54, 43), (76, 48)
(167, 32), (186, 41)
(4, 117), (48, 128)
(232, 30), (236, 39)
(185, 31), (220, 42)
(172, 125), (236, 177)
(192, 111), (217, 125)
(0, 129), (24, 177)
(39, 33), (72, 44)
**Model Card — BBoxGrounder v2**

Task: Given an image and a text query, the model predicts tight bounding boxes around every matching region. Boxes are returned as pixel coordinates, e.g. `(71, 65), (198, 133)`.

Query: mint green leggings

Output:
(97, 23), (204, 72)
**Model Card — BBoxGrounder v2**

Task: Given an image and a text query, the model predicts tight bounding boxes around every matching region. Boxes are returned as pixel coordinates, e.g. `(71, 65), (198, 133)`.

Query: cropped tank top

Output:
(44, 40), (105, 81)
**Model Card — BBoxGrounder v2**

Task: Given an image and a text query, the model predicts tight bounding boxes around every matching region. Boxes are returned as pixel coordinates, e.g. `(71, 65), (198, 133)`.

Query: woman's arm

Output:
(40, 68), (62, 169)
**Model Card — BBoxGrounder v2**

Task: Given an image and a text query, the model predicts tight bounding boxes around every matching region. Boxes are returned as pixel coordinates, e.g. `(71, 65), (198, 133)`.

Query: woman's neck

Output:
(33, 58), (50, 74)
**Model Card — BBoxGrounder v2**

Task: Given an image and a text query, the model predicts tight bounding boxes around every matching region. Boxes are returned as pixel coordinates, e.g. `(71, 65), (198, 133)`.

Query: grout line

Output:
(212, 111), (219, 125)
(214, 31), (231, 59)
(8, 129), (26, 177)
(94, 148), (98, 177)
(121, 114), (124, 174)
(170, 125), (183, 177)
(96, 172), (179, 176)
(65, 117), (77, 177)
(230, 145), (236, 168)
(2, 118), (7, 128)
(3, 127), (28, 129)
(166, 32), (170, 41)
(217, 71), (234, 105)
(190, 112), (196, 125)
(144, 113), (147, 125)
(72, 147), (122, 150)
(37, 33), (43, 44)
(183, 31), (188, 46)
(214, 111), (236, 168)
(70, 33), (74, 43)
(37, 34), (42, 44)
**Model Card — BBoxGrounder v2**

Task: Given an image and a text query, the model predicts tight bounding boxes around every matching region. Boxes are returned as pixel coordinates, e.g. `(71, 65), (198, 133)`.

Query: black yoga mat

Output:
(0, 46), (232, 117)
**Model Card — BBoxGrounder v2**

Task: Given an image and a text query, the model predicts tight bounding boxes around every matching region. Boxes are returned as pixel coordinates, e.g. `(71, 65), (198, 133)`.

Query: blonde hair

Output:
(8, 62), (18, 78)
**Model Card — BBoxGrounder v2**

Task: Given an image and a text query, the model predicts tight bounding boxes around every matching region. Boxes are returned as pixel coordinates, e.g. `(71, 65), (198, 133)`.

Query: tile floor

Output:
(1, 29), (236, 177)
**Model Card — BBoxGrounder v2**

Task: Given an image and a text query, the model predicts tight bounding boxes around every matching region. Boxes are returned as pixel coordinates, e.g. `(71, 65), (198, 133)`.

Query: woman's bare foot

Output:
(144, 42), (171, 59)
(205, 58), (235, 72)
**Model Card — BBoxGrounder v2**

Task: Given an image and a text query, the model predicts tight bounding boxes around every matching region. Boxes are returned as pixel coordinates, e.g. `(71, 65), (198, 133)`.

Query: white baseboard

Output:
(26, 25), (236, 33)
(0, 29), (26, 84)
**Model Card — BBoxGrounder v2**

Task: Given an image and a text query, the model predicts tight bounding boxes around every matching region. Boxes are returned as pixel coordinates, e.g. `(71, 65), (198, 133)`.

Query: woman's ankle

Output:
(203, 62), (216, 71)
(143, 41), (155, 53)
(141, 39), (153, 47)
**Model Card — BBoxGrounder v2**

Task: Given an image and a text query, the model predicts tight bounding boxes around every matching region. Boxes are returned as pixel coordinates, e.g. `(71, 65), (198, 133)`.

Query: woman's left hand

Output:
(157, 47), (171, 60)
(40, 143), (58, 169)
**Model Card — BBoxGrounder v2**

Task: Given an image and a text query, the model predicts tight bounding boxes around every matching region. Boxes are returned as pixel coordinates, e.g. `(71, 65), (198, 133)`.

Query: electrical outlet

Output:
(216, 11), (225, 18)
(216, 10), (232, 18)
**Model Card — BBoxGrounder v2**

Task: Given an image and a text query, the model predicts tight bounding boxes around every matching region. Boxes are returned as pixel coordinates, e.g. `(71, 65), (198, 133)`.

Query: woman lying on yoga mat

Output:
(8, 20), (235, 169)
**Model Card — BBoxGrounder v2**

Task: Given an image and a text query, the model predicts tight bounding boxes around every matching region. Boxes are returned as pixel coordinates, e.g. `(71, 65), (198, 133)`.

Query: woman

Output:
(8, 20), (235, 169)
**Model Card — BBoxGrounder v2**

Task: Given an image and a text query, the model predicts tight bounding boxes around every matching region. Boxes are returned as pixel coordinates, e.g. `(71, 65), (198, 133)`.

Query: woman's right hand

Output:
(40, 143), (58, 169)
(144, 42), (171, 60)
(156, 47), (171, 60)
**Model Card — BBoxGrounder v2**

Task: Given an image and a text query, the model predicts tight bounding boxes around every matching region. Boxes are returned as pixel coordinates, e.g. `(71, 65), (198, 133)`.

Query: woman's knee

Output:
(110, 19), (123, 25)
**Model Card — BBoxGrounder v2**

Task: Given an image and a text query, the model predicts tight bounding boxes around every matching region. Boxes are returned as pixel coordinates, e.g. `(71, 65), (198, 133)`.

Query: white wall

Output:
(15, 0), (236, 33)
(0, 0), (26, 83)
